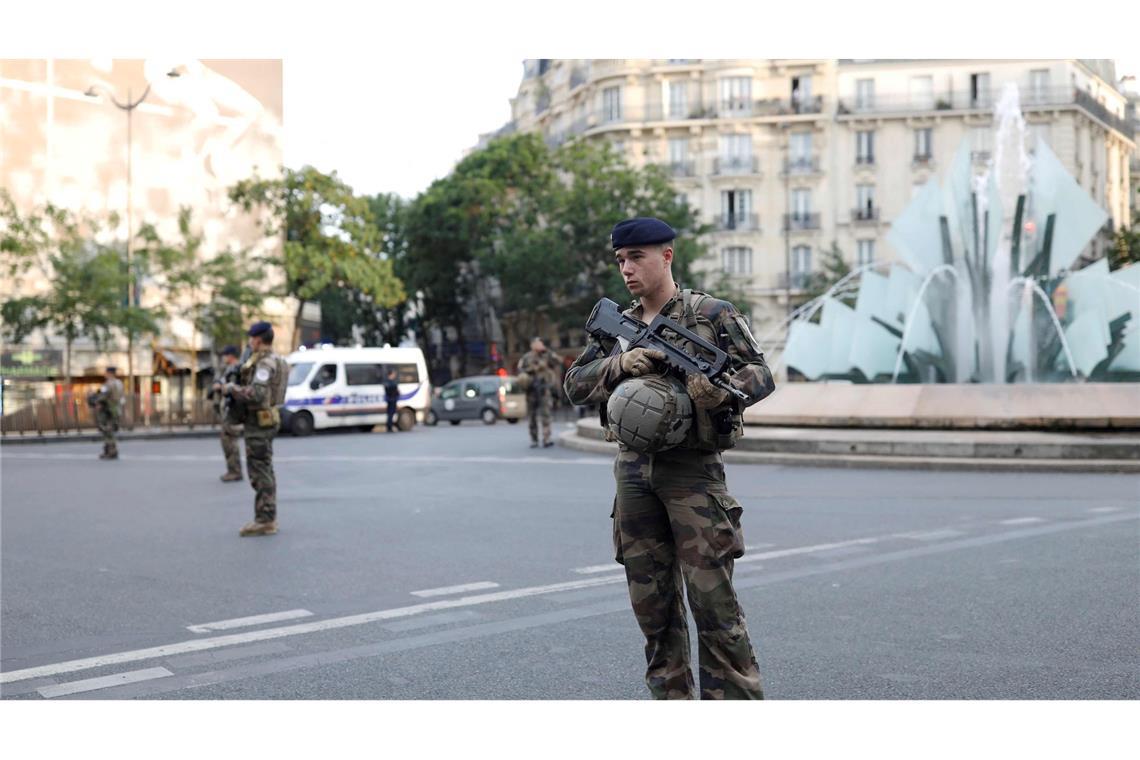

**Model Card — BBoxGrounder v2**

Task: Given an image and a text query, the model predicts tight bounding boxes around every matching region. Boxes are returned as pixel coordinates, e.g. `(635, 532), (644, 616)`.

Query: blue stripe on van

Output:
(285, 384), (422, 408)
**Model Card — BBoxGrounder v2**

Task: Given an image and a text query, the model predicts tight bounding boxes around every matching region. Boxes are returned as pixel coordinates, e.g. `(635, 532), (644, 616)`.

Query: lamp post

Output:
(85, 67), (180, 419)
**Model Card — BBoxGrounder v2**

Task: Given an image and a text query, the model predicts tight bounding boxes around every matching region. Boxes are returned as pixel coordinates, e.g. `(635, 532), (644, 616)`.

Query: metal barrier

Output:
(1, 392), (219, 437)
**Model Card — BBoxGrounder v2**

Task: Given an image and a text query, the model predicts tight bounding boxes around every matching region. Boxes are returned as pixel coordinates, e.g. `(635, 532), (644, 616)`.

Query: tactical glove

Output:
(619, 348), (666, 377)
(686, 372), (730, 410)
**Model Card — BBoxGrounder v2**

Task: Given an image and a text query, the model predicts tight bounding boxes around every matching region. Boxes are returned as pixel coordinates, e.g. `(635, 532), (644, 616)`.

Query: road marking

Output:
(186, 609), (313, 633)
(381, 610), (484, 633)
(37, 667), (172, 699)
(999, 517), (1046, 526)
(572, 564), (619, 575)
(1087, 507), (1123, 514)
(0, 452), (611, 466)
(893, 529), (967, 542)
(6, 513), (1134, 687)
(736, 536), (883, 564)
(410, 582), (500, 598)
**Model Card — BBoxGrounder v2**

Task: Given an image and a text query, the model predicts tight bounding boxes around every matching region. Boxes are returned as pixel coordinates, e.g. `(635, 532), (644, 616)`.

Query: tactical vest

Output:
(674, 289), (744, 453)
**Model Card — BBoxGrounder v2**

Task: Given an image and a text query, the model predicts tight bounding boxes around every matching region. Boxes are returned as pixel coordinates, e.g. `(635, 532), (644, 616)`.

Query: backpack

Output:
(271, 355), (290, 406)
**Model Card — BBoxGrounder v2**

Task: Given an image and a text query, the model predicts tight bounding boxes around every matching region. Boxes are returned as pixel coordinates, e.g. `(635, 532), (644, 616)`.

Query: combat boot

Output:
(220, 472), (243, 482)
(239, 520), (278, 537)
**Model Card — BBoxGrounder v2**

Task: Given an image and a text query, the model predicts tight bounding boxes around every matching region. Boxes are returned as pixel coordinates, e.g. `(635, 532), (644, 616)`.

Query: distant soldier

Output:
(89, 366), (124, 460)
(517, 336), (563, 448)
(384, 369), (400, 433)
(223, 322), (289, 537)
(210, 345), (245, 481)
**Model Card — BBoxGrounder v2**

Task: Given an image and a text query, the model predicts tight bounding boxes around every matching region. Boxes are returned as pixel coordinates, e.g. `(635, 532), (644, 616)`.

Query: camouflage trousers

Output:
(612, 447), (763, 700)
(96, 411), (119, 456)
(527, 392), (552, 444)
(221, 422), (244, 477)
(244, 427), (276, 522)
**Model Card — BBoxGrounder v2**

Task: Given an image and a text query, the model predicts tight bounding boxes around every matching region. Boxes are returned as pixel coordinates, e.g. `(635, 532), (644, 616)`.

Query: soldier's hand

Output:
(619, 348), (666, 377)
(686, 373), (730, 409)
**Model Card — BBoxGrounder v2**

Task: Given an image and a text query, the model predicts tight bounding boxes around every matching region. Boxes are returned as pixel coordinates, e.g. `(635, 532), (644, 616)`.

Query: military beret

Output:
(105, 366), (118, 373)
(247, 321), (273, 337)
(611, 217), (676, 250)
(221, 345), (240, 357)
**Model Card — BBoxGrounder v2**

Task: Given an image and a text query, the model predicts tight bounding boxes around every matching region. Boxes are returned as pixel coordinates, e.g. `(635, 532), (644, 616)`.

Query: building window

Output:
(915, 127), (933, 160)
(1029, 69), (1050, 104)
(722, 246), (753, 275)
(720, 77), (752, 115)
(855, 78), (875, 110)
(792, 245), (812, 276)
(792, 188), (811, 218)
(857, 239), (875, 266)
(856, 130), (875, 164)
(675, 192), (689, 209)
(970, 72), (991, 108)
(720, 189), (753, 228)
(790, 131), (813, 170)
(971, 127), (992, 162)
(909, 75), (934, 110)
(668, 81), (688, 118)
(668, 137), (689, 162)
(856, 184), (875, 218)
(612, 139), (625, 155)
(602, 86), (622, 123)
(791, 75), (813, 112)
(718, 134), (753, 173)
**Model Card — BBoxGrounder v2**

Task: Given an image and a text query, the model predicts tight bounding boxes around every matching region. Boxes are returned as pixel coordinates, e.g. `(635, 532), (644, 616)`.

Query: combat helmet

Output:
(606, 374), (693, 453)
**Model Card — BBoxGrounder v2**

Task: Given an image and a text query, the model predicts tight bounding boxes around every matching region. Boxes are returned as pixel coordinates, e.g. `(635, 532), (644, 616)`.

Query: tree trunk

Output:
(292, 298), (306, 351)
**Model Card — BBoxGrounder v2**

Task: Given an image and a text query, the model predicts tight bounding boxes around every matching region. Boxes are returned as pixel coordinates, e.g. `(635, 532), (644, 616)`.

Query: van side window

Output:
(346, 363), (384, 386)
(382, 363), (420, 383)
(462, 381), (481, 399)
(479, 379), (501, 394)
(440, 382), (460, 400)
(314, 364), (337, 389)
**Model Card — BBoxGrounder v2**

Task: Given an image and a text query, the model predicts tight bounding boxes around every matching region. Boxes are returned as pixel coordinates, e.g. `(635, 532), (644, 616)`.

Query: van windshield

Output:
(287, 362), (314, 386)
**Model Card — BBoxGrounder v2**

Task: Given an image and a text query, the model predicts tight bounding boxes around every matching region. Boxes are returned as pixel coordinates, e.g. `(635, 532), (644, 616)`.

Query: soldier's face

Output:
(615, 244), (672, 297)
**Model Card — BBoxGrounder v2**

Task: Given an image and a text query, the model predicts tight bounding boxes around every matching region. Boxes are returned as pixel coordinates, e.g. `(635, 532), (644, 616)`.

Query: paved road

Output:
(2, 421), (1137, 699)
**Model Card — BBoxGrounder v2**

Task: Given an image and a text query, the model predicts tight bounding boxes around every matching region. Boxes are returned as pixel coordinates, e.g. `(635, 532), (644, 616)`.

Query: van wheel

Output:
(481, 408), (497, 425)
(397, 408), (415, 431)
(449, 420), (461, 426)
(290, 411), (314, 437)
(507, 418), (519, 424)
(425, 410), (438, 426)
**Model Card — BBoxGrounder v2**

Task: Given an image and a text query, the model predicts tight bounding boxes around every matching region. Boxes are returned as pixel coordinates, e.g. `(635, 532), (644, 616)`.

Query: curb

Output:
(556, 430), (1140, 474)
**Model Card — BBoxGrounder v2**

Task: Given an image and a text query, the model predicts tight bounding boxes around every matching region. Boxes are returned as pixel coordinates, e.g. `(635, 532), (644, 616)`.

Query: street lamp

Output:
(84, 67), (181, 410)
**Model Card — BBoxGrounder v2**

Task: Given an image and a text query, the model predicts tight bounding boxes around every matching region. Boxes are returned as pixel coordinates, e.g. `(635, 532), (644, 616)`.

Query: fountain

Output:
(782, 83), (1139, 385)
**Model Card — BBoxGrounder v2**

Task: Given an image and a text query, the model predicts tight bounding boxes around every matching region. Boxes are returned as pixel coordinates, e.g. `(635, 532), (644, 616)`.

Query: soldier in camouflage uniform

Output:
(517, 337), (563, 448)
(210, 345), (245, 481)
(564, 217), (775, 700)
(223, 321), (285, 537)
(91, 366), (124, 460)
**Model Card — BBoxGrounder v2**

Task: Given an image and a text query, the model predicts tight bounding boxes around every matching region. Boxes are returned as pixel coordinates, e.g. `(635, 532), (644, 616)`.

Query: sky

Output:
(283, 55), (1140, 203)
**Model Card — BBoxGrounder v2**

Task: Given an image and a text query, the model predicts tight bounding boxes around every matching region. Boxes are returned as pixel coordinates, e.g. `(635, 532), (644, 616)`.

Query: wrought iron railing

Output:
(716, 213), (760, 231)
(852, 206), (880, 223)
(783, 213), (822, 231)
(713, 156), (760, 175)
(784, 156), (821, 174)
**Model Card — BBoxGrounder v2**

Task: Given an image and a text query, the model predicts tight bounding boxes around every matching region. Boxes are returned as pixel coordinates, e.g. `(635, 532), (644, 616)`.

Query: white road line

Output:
(893, 529), (967, 542)
(37, 667), (172, 699)
(410, 582), (500, 598)
(735, 536), (884, 564)
(0, 573), (628, 685)
(1087, 507), (1123, 514)
(999, 517), (1046, 525)
(186, 609), (313, 633)
(572, 564), (619, 575)
(1, 452), (611, 466)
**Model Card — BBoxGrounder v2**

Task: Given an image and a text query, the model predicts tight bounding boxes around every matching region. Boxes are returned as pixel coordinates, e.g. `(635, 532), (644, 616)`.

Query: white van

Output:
(282, 346), (430, 436)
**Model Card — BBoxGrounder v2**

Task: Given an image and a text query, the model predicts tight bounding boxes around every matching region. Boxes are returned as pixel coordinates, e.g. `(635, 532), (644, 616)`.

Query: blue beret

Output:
(248, 321), (273, 337)
(221, 345), (240, 357)
(611, 217), (676, 250)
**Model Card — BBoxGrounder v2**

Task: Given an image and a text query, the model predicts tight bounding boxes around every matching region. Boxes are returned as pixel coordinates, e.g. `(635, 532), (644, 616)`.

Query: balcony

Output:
(715, 96), (825, 118)
(643, 102), (707, 122)
(851, 206), (880, 224)
(783, 156), (821, 175)
(971, 150), (992, 163)
(715, 213), (760, 232)
(912, 153), (934, 167)
(569, 67), (588, 89)
(783, 213), (821, 232)
(777, 271), (816, 289)
(855, 154), (875, 167)
(665, 160), (696, 177)
(713, 156), (760, 175)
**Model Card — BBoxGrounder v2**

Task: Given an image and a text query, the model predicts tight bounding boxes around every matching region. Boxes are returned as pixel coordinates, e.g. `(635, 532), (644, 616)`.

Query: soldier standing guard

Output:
(223, 321), (288, 537)
(564, 217), (776, 700)
(517, 336), (562, 448)
(210, 345), (245, 481)
(90, 366), (124, 460)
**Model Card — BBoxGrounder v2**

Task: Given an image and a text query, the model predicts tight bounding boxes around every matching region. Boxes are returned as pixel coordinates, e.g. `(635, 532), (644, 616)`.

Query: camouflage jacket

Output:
(564, 285), (775, 410)
(517, 349), (563, 396)
(227, 349), (279, 412)
(93, 377), (124, 418)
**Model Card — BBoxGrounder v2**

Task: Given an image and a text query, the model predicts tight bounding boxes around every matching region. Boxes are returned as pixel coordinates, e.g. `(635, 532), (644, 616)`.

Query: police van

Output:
(281, 346), (430, 436)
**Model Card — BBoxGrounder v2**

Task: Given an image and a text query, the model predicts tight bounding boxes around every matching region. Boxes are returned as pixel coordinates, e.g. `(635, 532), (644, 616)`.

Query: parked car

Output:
(425, 375), (525, 426)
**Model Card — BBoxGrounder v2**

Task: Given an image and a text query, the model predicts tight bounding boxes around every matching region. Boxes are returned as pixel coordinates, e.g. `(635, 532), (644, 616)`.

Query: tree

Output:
(0, 195), (138, 380)
(1108, 210), (1140, 270)
(228, 166), (406, 346)
(804, 241), (853, 304)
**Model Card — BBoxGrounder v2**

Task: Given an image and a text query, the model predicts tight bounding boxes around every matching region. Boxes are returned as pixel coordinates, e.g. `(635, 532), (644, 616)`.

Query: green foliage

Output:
(1108, 210), (1140, 270)
(805, 241), (853, 305)
(228, 166), (406, 342)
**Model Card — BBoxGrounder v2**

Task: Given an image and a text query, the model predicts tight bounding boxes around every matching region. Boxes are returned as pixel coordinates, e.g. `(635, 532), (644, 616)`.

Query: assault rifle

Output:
(584, 297), (748, 402)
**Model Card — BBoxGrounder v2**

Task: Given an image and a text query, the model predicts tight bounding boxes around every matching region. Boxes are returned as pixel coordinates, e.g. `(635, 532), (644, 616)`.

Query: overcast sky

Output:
(282, 56), (1140, 203)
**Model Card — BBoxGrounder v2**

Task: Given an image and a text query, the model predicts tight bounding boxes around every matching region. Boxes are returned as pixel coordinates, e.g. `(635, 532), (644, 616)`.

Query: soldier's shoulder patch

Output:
(254, 367), (271, 383)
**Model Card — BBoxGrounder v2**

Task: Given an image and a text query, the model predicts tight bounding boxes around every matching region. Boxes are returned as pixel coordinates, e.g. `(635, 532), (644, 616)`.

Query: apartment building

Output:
(504, 59), (1136, 344)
